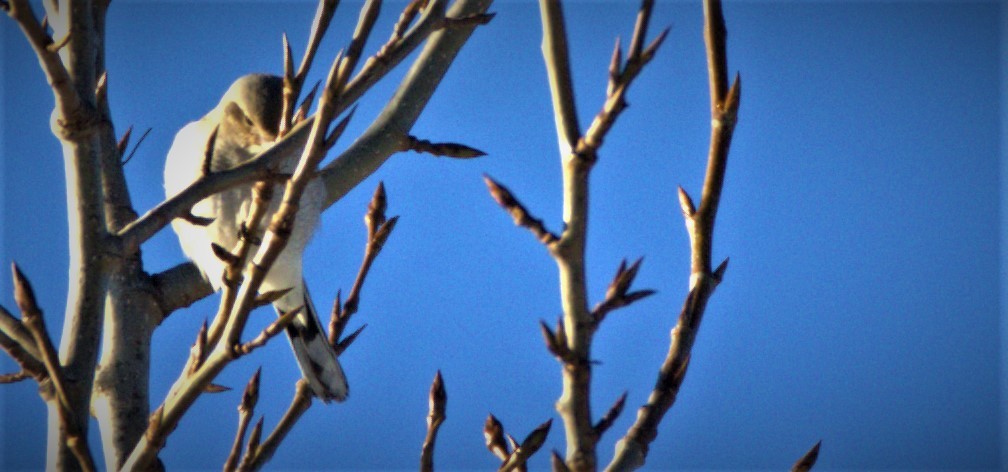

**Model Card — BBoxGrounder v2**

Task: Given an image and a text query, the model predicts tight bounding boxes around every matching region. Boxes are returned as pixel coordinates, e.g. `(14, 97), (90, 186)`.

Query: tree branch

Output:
(241, 380), (314, 471)
(607, 1), (740, 469)
(12, 263), (97, 471)
(319, 0), (494, 208)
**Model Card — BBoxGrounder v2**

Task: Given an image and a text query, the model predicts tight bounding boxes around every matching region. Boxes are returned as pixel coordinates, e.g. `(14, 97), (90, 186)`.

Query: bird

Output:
(164, 73), (348, 402)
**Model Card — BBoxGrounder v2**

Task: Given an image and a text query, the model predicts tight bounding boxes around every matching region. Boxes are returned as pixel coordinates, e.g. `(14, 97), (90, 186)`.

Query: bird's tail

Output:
(274, 281), (348, 402)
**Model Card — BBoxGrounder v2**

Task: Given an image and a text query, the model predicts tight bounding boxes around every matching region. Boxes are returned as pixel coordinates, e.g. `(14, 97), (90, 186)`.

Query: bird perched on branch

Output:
(164, 74), (348, 402)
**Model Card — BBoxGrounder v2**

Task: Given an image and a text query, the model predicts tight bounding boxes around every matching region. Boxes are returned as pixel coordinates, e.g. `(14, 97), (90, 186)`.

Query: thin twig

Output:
(11, 264), (97, 472)
(483, 175), (559, 246)
(242, 380), (314, 470)
(420, 370), (447, 472)
(0, 370), (30, 383)
(5, 0), (81, 121)
(498, 419), (553, 472)
(0, 303), (42, 366)
(121, 127), (151, 165)
(279, 0), (338, 137)
(607, 1), (740, 469)
(224, 368), (261, 471)
(329, 182), (398, 345)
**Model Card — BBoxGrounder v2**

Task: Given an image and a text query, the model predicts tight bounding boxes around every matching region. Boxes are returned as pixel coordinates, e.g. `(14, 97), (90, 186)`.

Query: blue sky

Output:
(1, 1), (1004, 470)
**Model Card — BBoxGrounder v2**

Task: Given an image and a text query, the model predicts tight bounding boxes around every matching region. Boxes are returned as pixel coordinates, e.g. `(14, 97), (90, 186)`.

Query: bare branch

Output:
(187, 320), (208, 374)
(329, 182), (398, 345)
(224, 368), (261, 471)
(237, 417), (264, 471)
(243, 380), (314, 470)
(120, 127), (151, 165)
(279, 0), (339, 137)
(483, 175), (559, 246)
(5, 0), (81, 119)
(0, 303), (42, 363)
(319, 0), (494, 208)
(0, 370), (30, 383)
(11, 263), (97, 471)
(607, 1), (740, 469)
(235, 307), (302, 356)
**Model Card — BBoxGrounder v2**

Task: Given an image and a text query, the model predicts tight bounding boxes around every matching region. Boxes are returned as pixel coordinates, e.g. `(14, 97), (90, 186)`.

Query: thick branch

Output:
(319, 0), (494, 208)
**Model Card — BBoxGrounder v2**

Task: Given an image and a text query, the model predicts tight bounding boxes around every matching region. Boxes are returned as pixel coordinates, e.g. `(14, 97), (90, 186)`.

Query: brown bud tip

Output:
(334, 323), (366, 356)
(482, 174), (513, 208)
(551, 450), (571, 472)
(10, 263), (35, 310)
(241, 367), (262, 412)
(677, 186), (696, 218)
(254, 287), (293, 307)
(643, 27), (671, 62)
(282, 32), (294, 80)
(791, 440), (822, 472)
(247, 417), (264, 452)
(609, 35), (623, 78)
(429, 370), (447, 417)
(204, 383), (231, 393)
(726, 72), (742, 113)
(210, 243), (240, 266)
(522, 418), (552, 450)
(117, 125), (134, 156)
(713, 257), (729, 280)
(483, 414), (509, 458)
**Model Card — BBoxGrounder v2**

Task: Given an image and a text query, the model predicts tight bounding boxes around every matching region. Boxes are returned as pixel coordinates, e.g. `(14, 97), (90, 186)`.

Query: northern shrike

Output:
(164, 74), (348, 402)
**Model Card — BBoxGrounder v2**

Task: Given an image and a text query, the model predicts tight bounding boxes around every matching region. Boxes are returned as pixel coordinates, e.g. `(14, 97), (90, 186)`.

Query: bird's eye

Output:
(243, 116), (255, 127)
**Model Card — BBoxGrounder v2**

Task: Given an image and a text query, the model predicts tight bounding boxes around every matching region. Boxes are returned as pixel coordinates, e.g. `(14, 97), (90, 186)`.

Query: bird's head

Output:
(217, 74), (284, 145)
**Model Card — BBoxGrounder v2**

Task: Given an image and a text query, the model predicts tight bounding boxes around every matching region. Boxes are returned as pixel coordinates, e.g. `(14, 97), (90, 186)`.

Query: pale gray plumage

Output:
(164, 74), (348, 402)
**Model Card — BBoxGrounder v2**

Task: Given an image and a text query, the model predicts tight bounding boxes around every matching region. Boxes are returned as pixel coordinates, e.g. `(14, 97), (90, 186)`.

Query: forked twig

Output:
(329, 182), (398, 346)
(483, 415), (553, 472)
(224, 368), (261, 471)
(494, 0), (667, 470)
(240, 380), (314, 470)
(607, 1), (740, 470)
(11, 264), (97, 471)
